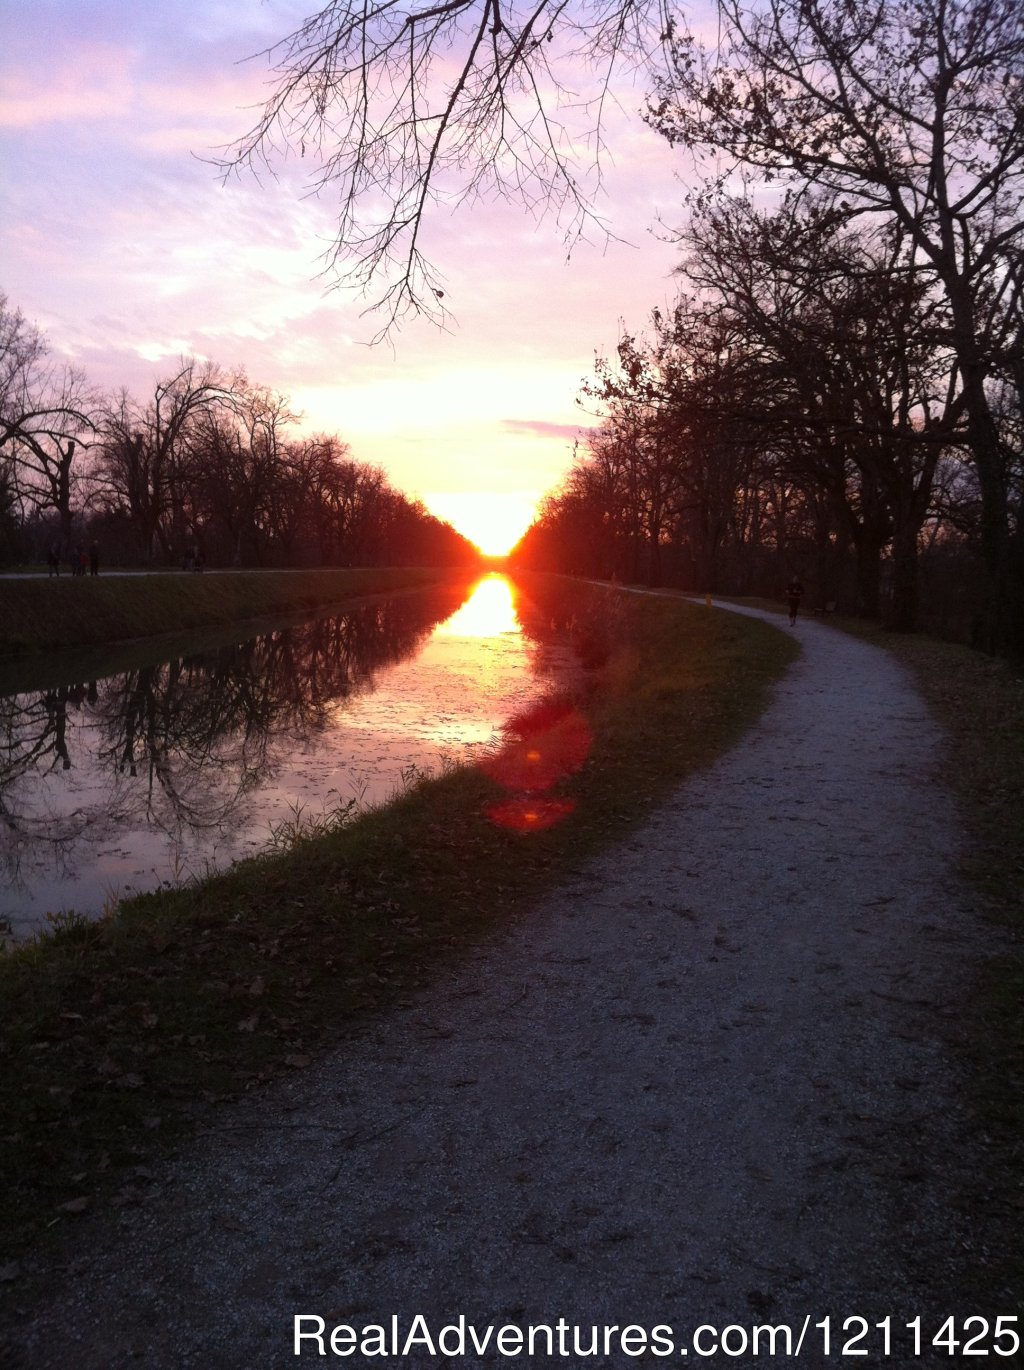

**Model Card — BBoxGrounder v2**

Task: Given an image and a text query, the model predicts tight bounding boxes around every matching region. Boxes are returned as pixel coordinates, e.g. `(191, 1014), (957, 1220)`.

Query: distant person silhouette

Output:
(786, 577), (805, 626)
(47, 545), (60, 577)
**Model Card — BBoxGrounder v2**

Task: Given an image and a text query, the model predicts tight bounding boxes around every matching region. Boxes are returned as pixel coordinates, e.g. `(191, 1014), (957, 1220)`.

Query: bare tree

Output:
(222, 0), (676, 333)
(186, 385), (300, 565)
(563, 308), (776, 589)
(677, 196), (957, 625)
(0, 293), (96, 546)
(96, 360), (247, 562)
(650, 0), (1024, 647)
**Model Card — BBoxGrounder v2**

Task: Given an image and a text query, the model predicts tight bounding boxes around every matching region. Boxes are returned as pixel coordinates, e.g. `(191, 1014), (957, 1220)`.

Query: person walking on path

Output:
(46, 544), (60, 577)
(88, 541), (99, 576)
(786, 575), (804, 625)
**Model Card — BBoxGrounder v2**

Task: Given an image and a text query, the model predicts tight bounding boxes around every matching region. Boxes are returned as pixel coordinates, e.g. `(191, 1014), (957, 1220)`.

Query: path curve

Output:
(9, 608), (1001, 1367)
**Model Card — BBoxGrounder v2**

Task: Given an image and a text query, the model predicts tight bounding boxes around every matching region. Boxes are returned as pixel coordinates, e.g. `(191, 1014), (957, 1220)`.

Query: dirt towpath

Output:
(7, 607), (1009, 1368)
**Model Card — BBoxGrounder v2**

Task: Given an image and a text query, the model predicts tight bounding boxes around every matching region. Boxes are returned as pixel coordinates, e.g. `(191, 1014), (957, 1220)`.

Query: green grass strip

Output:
(0, 567), (459, 655)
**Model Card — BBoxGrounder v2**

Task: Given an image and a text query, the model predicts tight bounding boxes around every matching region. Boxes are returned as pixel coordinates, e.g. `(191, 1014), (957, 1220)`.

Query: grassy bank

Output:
(836, 622), (1024, 1155)
(716, 591), (1024, 1276)
(0, 566), (463, 655)
(0, 579), (796, 1255)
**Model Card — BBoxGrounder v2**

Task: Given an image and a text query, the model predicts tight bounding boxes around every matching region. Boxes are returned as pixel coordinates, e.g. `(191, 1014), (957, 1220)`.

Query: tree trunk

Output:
(851, 530), (883, 619)
(949, 289), (1019, 653)
(887, 519), (919, 632)
(969, 413), (1018, 653)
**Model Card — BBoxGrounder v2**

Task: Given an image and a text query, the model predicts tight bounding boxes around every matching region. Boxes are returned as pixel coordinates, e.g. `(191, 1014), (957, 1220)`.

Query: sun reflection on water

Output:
(1, 575), (583, 937)
(433, 573), (519, 638)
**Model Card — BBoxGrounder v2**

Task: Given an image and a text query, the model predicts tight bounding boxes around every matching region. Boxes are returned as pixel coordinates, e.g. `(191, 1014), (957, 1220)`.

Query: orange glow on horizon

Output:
(425, 491), (537, 557)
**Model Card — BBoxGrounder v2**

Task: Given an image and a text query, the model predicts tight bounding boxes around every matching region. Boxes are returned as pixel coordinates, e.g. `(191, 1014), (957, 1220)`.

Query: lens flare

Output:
(481, 698), (592, 794)
(486, 797), (577, 832)
(482, 696), (591, 835)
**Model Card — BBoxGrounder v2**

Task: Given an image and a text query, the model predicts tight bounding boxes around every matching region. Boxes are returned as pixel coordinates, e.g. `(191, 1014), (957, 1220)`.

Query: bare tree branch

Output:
(217, 0), (676, 334)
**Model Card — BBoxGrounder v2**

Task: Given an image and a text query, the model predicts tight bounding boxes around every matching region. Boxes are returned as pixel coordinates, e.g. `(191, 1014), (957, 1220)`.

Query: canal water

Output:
(0, 575), (578, 940)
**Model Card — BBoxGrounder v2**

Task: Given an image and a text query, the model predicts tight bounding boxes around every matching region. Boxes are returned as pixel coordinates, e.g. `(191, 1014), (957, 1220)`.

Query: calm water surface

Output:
(0, 575), (577, 939)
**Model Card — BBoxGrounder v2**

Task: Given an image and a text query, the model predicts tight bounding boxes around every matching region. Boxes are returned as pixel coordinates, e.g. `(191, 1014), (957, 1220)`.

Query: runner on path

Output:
(786, 576), (804, 625)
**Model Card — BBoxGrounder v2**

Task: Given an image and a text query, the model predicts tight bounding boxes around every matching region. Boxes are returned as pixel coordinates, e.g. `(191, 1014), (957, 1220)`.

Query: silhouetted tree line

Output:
(514, 233), (1022, 645)
(0, 298), (477, 572)
(511, 1), (1023, 653)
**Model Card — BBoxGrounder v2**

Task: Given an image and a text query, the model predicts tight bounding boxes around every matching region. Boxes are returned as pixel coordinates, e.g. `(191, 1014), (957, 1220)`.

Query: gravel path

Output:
(7, 607), (1008, 1367)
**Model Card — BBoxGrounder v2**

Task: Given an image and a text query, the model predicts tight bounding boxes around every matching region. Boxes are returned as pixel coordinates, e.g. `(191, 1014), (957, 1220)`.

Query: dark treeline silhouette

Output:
(505, 0), (1023, 653)
(221, 0), (1023, 652)
(0, 297), (478, 572)
(512, 199), (1022, 650)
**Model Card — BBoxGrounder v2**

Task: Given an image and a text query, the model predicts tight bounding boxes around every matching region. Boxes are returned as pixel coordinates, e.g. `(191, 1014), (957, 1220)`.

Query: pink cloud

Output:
(0, 46), (259, 147)
(0, 0), (700, 519)
(0, 43), (134, 127)
(501, 419), (593, 441)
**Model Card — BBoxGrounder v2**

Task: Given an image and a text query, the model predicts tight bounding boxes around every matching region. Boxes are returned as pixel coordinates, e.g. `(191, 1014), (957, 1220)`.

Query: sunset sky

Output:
(1, 0), (692, 554)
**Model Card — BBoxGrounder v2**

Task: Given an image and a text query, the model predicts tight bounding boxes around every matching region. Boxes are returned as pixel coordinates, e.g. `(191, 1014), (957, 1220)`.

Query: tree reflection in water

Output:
(0, 578), (577, 938)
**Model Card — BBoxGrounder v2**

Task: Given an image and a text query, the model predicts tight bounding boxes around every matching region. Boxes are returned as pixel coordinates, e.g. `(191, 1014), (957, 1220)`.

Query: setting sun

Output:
(425, 491), (538, 557)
